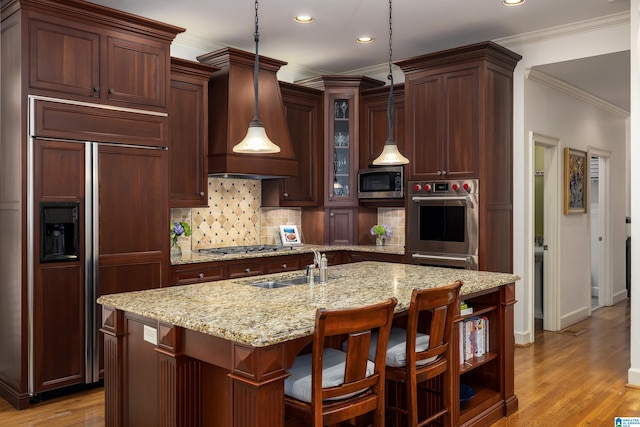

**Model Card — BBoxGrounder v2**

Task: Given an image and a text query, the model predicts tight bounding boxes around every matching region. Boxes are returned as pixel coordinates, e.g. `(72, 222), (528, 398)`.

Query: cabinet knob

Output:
(200, 191), (205, 196)
(282, 264), (287, 269)
(436, 170), (442, 176)
(109, 88), (115, 94)
(93, 86), (100, 92)
(283, 193), (289, 197)
(245, 268), (251, 273)
(442, 170), (447, 175)
(330, 212), (334, 217)
(198, 273), (204, 279)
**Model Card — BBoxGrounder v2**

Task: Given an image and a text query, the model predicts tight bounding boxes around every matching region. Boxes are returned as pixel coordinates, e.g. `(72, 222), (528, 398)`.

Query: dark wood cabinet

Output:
(168, 251), (348, 286)
(327, 208), (355, 245)
(401, 65), (479, 180)
(359, 84), (405, 168)
(0, 0), (183, 408)
(27, 11), (181, 110)
(346, 251), (403, 264)
(169, 58), (217, 207)
(295, 76), (384, 245)
(398, 42), (521, 273)
(262, 82), (324, 207)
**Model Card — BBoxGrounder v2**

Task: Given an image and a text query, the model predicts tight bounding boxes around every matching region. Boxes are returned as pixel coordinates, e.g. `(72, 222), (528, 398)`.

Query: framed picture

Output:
(564, 147), (587, 215)
(279, 225), (302, 246)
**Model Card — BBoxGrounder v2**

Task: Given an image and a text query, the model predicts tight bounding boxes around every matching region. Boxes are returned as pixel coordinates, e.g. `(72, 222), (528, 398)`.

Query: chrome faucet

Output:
(306, 263), (316, 285)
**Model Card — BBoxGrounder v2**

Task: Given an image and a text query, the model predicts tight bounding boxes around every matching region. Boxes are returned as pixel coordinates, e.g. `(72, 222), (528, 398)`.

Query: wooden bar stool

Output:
(382, 281), (462, 427)
(284, 297), (398, 427)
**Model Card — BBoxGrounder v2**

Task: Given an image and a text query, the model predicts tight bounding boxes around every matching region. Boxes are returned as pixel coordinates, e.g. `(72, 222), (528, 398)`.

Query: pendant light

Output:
(233, 0), (281, 154)
(372, 0), (409, 165)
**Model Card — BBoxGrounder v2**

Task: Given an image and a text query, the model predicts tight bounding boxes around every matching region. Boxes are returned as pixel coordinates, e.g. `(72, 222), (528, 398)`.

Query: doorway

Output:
(531, 132), (561, 333)
(588, 149), (612, 312)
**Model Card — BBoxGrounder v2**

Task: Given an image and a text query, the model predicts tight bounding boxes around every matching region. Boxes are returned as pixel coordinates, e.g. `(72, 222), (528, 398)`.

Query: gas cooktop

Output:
(198, 245), (292, 255)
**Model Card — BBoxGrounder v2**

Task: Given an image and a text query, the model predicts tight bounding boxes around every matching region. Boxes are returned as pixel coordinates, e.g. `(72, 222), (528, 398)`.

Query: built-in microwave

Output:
(357, 166), (404, 199)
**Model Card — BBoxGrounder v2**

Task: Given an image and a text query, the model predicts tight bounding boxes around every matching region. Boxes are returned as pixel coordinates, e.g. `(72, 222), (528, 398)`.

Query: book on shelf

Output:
(459, 315), (489, 361)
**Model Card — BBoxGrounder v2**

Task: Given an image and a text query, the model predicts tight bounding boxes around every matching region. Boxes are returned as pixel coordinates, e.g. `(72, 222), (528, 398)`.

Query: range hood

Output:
(197, 48), (297, 178)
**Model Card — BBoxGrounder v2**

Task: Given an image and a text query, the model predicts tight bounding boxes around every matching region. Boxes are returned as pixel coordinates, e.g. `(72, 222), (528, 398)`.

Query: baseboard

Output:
(514, 330), (533, 346)
(560, 305), (590, 330)
(0, 378), (30, 410)
(627, 367), (640, 387)
(612, 290), (629, 305)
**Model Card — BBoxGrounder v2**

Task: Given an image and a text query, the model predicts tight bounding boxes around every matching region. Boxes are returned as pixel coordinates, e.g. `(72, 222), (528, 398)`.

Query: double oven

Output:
(407, 179), (479, 270)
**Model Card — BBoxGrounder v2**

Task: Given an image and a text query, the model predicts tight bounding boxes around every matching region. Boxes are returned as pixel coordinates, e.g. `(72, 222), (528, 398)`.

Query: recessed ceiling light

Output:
(357, 36), (374, 44)
(502, 0), (525, 5)
(294, 15), (314, 23)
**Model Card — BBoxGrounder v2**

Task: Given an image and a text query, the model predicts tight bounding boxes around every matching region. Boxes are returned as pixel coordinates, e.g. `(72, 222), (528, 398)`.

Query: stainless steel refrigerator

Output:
(28, 98), (168, 395)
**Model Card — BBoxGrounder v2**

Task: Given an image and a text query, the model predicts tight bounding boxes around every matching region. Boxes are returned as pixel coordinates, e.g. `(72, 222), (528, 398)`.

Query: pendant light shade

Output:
(372, 141), (410, 165)
(232, 0), (281, 154)
(233, 120), (280, 153)
(372, 0), (408, 166)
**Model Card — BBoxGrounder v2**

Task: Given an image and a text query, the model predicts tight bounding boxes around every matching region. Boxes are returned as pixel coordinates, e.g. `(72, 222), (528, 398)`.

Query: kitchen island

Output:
(98, 261), (519, 426)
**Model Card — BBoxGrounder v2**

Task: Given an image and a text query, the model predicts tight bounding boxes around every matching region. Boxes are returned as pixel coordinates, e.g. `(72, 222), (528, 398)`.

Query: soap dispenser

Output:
(319, 254), (328, 284)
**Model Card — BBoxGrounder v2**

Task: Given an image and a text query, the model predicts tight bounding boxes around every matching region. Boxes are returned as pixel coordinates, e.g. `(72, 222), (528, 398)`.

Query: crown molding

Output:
(496, 12), (629, 48)
(525, 68), (629, 118)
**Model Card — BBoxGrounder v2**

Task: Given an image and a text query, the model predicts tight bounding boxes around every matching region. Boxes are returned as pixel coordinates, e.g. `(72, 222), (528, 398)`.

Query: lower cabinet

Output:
(171, 263), (226, 286)
(347, 251), (403, 264)
(169, 251), (344, 286)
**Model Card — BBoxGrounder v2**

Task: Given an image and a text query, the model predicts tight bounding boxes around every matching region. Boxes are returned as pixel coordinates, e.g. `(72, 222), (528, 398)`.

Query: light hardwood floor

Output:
(1, 300), (638, 426)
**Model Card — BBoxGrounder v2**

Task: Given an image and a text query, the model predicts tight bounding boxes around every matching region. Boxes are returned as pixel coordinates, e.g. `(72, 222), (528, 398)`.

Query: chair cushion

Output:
(284, 347), (375, 403)
(369, 327), (437, 367)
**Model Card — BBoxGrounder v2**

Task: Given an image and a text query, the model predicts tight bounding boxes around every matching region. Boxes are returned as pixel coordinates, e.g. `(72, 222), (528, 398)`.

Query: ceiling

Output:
(88, 0), (631, 111)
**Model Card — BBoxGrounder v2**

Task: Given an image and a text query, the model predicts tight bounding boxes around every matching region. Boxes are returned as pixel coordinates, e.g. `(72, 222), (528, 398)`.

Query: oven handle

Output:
(411, 253), (471, 262)
(411, 196), (470, 202)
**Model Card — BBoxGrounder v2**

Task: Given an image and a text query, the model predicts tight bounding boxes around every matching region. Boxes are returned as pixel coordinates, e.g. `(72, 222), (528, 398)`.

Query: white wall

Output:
(499, 15), (630, 345)
(524, 79), (626, 324)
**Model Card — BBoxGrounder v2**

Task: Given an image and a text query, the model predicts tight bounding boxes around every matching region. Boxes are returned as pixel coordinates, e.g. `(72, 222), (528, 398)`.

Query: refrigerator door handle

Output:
(85, 142), (100, 383)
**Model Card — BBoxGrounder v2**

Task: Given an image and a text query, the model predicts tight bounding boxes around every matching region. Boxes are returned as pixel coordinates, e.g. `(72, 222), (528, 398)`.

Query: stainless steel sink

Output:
(248, 275), (318, 289)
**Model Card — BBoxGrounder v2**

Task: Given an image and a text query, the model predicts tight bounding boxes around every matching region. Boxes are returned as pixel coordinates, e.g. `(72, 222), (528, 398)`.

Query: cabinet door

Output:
(326, 92), (358, 206)
(168, 61), (211, 207)
(359, 85), (405, 168)
(406, 73), (443, 181)
(33, 139), (87, 392)
(442, 68), (479, 179)
(406, 69), (479, 180)
(106, 35), (167, 108)
(278, 83), (323, 206)
(328, 208), (355, 245)
(29, 18), (101, 98)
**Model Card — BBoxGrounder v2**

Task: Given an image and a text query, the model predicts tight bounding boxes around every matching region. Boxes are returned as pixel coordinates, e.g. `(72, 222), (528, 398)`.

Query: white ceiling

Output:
(88, 0), (631, 111)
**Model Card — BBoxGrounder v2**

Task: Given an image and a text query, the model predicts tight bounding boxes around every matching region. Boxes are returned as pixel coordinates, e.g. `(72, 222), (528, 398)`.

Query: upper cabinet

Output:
(169, 58), (217, 207)
(359, 84), (405, 169)
(398, 42), (521, 185)
(400, 62), (479, 180)
(296, 76), (384, 208)
(262, 82), (324, 207)
(26, 2), (184, 110)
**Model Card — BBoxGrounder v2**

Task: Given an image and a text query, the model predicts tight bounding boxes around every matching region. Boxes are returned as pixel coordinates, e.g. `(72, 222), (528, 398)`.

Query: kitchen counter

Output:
(170, 243), (405, 265)
(98, 262), (518, 347)
(98, 262), (519, 427)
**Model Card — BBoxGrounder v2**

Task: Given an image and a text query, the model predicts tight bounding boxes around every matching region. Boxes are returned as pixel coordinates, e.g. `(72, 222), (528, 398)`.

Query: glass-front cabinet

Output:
(329, 94), (354, 204)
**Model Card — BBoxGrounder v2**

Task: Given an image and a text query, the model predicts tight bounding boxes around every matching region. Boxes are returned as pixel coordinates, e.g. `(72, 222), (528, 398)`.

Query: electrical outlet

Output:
(143, 324), (157, 345)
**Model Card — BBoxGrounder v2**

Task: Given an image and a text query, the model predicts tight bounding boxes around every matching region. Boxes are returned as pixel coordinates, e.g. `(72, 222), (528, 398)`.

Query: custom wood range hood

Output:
(197, 48), (298, 178)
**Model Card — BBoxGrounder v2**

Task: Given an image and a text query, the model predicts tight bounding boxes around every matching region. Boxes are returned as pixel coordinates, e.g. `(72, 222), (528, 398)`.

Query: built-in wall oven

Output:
(407, 179), (479, 270)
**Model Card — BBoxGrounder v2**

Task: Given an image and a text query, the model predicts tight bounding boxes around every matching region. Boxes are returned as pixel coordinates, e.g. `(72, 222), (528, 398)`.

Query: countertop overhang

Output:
(98, 261), (519, 348)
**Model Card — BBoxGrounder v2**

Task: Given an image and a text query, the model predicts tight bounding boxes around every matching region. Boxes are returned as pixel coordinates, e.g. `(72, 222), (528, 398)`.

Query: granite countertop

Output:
(170, 244), (405, 265)
(98, 261), (519, 348)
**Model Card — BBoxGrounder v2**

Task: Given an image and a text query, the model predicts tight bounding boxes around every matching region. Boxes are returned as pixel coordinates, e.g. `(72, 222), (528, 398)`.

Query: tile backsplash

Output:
(170, 177), (404, 251)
